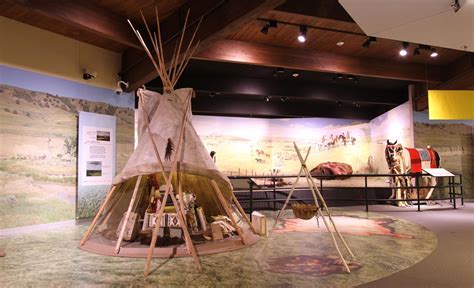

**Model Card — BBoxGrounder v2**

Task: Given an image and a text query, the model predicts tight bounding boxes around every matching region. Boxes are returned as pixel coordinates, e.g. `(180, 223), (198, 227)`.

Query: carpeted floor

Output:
(0, 208), (438, 287)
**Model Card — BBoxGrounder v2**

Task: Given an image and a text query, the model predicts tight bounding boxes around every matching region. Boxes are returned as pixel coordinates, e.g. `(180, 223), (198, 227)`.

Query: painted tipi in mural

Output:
(79, 7), (258, 276)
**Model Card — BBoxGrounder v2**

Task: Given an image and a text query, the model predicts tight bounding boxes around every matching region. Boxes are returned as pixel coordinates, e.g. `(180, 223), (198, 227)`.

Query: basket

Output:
(291, 203), (319, 220)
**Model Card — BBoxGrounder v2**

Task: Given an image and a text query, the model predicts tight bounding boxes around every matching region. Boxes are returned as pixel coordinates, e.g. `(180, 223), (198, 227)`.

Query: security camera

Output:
(115, 81), (129, 95)
(83, 69), (97, 80)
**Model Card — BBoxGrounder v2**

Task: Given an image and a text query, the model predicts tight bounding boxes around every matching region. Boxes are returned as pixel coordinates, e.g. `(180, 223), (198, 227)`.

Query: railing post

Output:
(416, 174), (420, 212)
(365, 176), (369, 212)
(248, 179), (254, 215)
(448, 176), (453, 203)
(460, 174), (464, 205)
(273, 177), (276, 211)
(452, 176), (457, 209)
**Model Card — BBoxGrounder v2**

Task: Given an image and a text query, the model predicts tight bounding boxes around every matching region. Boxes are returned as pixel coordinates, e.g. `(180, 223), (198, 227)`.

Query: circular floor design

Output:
(0, 209), (437, 287)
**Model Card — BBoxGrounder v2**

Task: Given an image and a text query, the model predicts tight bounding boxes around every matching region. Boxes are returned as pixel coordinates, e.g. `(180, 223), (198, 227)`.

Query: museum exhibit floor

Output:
(0, 203), (472, 287)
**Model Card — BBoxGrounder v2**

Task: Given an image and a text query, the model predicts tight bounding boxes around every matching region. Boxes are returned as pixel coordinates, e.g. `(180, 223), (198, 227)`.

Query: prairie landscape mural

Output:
(413, 111), (473, 198)
(0, 84), (134, 228)
(193, 116), (373, 177)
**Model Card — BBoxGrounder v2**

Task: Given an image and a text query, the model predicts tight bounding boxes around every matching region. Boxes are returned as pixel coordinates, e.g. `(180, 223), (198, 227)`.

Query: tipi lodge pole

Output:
(115, 175), (143, 254)
(229, 190), (257, 235)
(80, 185), (116, 246)
(211, 180), (247, 245)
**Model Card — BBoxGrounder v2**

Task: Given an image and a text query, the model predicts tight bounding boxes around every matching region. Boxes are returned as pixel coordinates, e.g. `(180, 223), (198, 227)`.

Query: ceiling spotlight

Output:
(264, 96), (271, 102)
(209, 92), (216, 98)
(399, 42), (409, 56)
(347, 75), (354, 80)
(336, 73), (344, 79)
(280, 96), (288, 102)
(362, 36), (376, 48)
(413, 47), (421, 56)
(336, 101), (343, 107)
(297, 25), (307, 43)
(430, 48), (438, 57)
(261, 20), (277, 34)
(451, 0), (461, 13)
(354, 102), (361, 108)
(291, 72), (300, 78)
(336, 41), (344, 47)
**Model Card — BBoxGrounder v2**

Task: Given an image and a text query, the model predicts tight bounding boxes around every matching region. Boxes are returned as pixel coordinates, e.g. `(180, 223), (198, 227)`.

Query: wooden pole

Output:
(171, 9), (190, 85)
(292, 143), (351, 272)
(293, 143), (355, 260)
(115, 175), (143, 254)
(167, 184), (202, 271)
(271, 148), (311, 234)
(144, 94), (201, 276)
(229, 190), (257, 235)
(80, 185), (116, 245)
(211, 180), (247, 245)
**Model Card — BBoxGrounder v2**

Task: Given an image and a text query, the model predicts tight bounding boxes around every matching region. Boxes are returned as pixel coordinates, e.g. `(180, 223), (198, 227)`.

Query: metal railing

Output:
(228, 173), (464, 213)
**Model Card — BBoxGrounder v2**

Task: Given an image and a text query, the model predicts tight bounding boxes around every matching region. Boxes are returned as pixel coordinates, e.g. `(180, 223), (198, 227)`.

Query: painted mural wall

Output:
(369, 101), (415, 174)
(0, 67), (134, 229)
(413, 111), (473, 199)
(193, 116), (373, 177)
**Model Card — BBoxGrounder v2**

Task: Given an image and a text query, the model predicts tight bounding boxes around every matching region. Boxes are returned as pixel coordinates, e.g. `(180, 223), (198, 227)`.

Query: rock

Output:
(310, 162), (353, 180)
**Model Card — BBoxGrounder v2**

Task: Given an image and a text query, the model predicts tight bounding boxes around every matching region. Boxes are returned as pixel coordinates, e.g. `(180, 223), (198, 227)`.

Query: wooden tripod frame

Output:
(272, 142), (356, 273)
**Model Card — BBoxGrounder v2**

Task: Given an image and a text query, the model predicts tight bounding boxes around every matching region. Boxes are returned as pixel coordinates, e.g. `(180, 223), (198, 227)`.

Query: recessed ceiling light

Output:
(430, 48), (438, 57)
(336, 41), (344, 47)
(265, 96), (271, 102)
(291, 72), (300, 78)
(280, 96), (288, 102)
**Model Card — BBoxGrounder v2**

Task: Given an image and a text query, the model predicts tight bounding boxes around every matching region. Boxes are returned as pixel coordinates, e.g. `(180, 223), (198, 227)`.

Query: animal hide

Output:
(310, 162), (353, 180)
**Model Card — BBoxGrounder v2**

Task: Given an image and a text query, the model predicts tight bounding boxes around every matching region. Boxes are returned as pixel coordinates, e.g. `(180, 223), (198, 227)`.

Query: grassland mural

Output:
(413, 112), (473, 199)
(193, 116), (374, 177)
(0, 84), (134, 229)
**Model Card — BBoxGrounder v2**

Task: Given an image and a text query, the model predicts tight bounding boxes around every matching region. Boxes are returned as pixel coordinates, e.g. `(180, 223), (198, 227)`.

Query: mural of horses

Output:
(385, 140), (440, 207)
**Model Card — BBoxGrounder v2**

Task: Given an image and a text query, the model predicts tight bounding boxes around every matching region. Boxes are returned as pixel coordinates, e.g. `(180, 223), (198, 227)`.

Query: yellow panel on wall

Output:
(428, 90), (474, 120)
(0, 17), (121, 90)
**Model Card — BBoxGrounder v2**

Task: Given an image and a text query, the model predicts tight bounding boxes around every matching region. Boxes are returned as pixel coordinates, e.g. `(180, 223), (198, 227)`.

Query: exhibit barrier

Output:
(229, 173), (464, 213)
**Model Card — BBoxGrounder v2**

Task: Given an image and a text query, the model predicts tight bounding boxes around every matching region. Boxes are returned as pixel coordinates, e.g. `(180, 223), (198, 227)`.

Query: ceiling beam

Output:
(121, 0), (285, 92)
(7, 0), (142, 50)
(193, 40), (443, 83)
(168, 76), (406, 106)
(414, 53), (474, 111)
(274, 0), (355, 23)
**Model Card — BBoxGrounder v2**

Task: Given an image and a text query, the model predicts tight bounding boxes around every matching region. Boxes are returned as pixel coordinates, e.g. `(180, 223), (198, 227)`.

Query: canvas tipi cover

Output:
(114, 87), (233, 215)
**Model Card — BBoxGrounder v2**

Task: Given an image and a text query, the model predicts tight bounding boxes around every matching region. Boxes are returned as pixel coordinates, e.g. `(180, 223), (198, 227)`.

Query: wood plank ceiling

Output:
(1, 0), (472, 118)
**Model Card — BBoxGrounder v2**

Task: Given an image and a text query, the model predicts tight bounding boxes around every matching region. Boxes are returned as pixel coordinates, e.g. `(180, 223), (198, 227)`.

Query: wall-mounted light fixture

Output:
(261, 20), (277, 34)
(297, 25), (307, 43)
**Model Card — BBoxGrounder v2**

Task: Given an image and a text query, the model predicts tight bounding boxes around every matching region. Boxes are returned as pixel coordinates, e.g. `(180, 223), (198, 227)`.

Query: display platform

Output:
(0, 208), (437, 286)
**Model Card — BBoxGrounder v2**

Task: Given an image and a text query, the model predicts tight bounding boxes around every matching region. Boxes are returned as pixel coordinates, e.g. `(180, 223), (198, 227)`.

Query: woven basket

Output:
(291, 203), (319, 220)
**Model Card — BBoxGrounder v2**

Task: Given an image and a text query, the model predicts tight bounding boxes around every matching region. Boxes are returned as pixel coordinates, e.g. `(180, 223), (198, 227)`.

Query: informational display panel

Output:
(77, 112), (116, 219)
(423, 168), (455, 177)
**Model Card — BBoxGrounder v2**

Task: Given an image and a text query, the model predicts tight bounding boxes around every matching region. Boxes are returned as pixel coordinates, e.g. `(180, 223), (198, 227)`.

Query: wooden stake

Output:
(115, 175), (143, 254)
(80, 185), (116, 246)
(211, 180), (247, 245)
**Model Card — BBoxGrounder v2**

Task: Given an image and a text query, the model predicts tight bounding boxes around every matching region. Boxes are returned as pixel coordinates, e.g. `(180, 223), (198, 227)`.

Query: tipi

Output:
(79, 7), (258, 276)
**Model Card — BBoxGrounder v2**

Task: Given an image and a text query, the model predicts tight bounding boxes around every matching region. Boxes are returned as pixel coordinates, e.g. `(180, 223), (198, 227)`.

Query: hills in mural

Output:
(0, 84), (134, 228)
